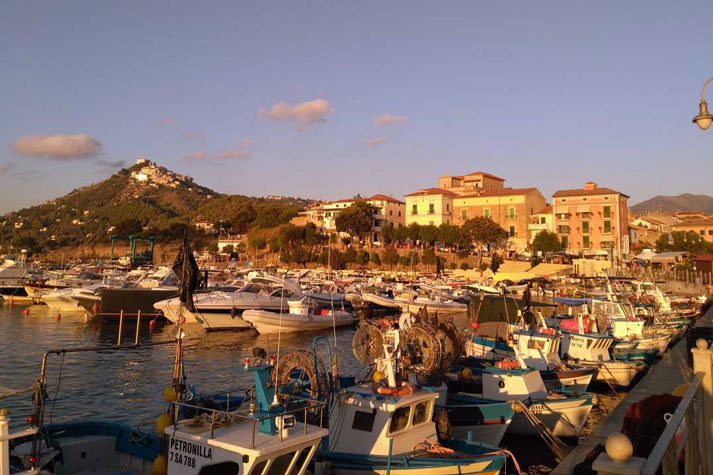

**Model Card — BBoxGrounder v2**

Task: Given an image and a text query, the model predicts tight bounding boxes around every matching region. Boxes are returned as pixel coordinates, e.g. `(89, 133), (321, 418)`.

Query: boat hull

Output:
(242, 309), (358, 334)
(575, 360), (647, 387)
(508, 396), (593, 437)
(540, 367), (595, 393)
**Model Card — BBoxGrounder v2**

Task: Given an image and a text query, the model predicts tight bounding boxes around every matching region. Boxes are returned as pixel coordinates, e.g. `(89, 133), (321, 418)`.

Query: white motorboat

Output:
(394, 294), (467, 315)
(43, 285), (105, 313)
(242, 299), (358, 335)
(362, 291), (401, 309)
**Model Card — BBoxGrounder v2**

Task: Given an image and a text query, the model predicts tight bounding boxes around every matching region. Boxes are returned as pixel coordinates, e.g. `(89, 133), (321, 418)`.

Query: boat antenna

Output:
(330, 279), (340, 389)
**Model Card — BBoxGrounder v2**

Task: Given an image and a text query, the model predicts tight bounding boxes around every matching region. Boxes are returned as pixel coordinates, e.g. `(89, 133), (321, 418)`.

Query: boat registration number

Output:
(169, 436), (219, 474)
(528, 404), (549, 414)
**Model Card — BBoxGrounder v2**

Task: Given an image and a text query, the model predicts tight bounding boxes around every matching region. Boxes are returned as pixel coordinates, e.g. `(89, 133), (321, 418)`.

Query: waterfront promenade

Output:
(553, 308), (713, 474)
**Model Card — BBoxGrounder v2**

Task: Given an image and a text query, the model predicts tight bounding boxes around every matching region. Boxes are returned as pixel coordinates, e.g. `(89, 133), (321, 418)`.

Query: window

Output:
(558, 225), (570, 234)
(484, 208), (490, 217)
(701, 230), (706, 236)
(352, 410), (376, 432)
(389, 406), (410, 433)
(389, 210), (393, 216)
(509, 226), (515, 237)
(199, 462), (240, 475)
(583, 236), (590, 248)
(266, 451), (298, 475)
(709, 230), (713, 235)
(398, 211), (401, 217)
(428, 203), (435, 214)
(446, 203), (450, 212)
(461, 210), (467, 220)
(561, 236), (568, 248)
(412, 401), (430, 425)
(603, 206), (611, 218)
(540, 217), (546, 224)
(604, 220), (611, 233)
(508, 207), (515, 219)
(582, 221), (589, 234)
(412, 204), (417, 215)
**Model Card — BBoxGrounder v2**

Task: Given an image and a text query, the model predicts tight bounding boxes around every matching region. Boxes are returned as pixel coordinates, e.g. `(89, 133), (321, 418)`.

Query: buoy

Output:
(180, 316), (186, 324)
(470, 322), (479, 330)
(23, 309), (30, 316)
(151, 454), (168, 475)
(55, 313), (61, 320)
(8, 297), (13, 306)
(373, 371), (385, 383)
(149, 320), (156, 331)
(462, 367), (472, 380)
(155, 413), (172, 435)
(672, 384), (689, 397)
(92, 302), (99, 315)
(163, 386), (178, 402)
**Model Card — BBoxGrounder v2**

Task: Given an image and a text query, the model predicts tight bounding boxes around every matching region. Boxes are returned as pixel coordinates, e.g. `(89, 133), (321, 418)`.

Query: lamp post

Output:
(693, 77), (713, 130)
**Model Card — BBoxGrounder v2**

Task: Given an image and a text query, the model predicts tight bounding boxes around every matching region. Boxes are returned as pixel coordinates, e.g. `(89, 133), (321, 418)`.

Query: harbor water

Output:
(0, 303), (367, 430)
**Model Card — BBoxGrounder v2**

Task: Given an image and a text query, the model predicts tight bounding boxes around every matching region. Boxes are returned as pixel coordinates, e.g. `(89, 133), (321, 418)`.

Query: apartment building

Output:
(403, 188), (457, 226)
(552, 181), (630, 260)
(673, 217), (713, 243)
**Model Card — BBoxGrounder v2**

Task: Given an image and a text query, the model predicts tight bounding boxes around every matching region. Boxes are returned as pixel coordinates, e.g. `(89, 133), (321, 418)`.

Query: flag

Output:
(172, 230), (203, 312)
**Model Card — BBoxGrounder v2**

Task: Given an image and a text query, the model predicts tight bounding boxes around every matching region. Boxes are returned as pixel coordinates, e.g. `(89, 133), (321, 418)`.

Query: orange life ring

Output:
(372, 381), (417, 397)
(495, 359), (520, 369)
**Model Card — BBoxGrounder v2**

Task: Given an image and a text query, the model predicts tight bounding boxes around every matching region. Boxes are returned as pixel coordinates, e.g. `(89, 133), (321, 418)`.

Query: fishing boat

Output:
(242, 298), (358, 334)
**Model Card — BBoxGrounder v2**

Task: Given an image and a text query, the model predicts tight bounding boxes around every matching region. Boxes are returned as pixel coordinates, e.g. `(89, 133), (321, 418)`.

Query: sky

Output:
(2, 1), (712, 213)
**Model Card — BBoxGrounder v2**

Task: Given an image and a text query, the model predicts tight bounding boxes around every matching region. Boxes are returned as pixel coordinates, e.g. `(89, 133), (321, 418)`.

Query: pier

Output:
(553, 306), (713, 475)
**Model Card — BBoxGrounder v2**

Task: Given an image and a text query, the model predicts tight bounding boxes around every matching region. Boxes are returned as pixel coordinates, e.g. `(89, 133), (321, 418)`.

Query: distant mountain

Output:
(631, 193), (713, 215)
(0, 159), (313, 253)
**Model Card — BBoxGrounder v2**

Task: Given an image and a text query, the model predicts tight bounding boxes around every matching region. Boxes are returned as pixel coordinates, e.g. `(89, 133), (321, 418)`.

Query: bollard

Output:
(691, 339), (713, 473)
(592, 432), (645, 475)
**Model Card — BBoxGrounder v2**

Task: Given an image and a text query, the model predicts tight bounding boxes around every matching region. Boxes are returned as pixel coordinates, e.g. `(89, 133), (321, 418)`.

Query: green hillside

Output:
(0, 160), (313, 254)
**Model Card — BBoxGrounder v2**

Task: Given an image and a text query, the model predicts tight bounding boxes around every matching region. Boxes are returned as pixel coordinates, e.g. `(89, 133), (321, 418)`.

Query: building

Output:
(529, 204), (554, 243)
(405, 172), (546, 252)
(630, 216), (667, 232)
(297, 194), (405, 242)
(193, 220), (215, 233)
(672, 217), (713, 243)
(438, 171), (506, 193)
(452, 188), (546, 252)
(552, 181), (630, 260)
(404, 188), (458, 226)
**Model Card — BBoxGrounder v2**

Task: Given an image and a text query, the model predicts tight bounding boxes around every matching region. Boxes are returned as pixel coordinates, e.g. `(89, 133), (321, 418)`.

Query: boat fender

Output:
(372, 381), (416, 397)
(538, 328), (555, 335)
(495, 359), (519, 369)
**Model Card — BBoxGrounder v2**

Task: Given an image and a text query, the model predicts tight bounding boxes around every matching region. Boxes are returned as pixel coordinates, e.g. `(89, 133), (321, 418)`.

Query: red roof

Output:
(694, 254), (713, 262)
(443, 171), (505, 182)
(404, 187), (459, 198)
(368, 194), (405, 204)
(553, 186), (629, 198)
(537, 204), (553, 214)
(458, 187), (539, 198)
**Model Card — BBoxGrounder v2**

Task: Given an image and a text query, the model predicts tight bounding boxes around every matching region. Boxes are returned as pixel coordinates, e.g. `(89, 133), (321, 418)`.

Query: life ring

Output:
(372, 381), (417, 397)
(495, 359), (520, 369)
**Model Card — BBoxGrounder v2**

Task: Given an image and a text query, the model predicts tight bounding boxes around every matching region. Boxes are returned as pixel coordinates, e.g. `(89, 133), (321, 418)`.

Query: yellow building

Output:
(452, 188), (546, 252)
(438, 171), (505, 193)
(528, 204), (554, 243)
(673, 217), (713, 243)
(404, 188), (457, 226)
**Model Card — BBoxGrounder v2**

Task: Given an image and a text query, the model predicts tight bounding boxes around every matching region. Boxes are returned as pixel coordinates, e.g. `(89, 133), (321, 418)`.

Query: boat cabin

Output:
(328, 384), (437, 456)
(513, 330), (563, 372)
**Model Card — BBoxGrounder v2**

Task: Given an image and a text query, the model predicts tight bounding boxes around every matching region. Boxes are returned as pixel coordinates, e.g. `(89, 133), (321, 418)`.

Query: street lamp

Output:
(692, 77), (713, 130)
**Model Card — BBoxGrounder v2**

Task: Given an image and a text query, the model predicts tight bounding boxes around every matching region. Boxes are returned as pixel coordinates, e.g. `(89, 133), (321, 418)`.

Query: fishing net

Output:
(352, 322), (386, 365)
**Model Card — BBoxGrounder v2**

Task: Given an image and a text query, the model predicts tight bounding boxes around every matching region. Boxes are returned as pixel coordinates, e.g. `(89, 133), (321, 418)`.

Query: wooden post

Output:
(134, 310), (141, 345)
(117, 310), (124, 346)
(691, 344), (713, 474)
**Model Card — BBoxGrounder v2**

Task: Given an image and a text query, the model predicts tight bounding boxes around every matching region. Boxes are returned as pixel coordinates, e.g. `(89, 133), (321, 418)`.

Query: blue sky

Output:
(2, 1), (712, 213)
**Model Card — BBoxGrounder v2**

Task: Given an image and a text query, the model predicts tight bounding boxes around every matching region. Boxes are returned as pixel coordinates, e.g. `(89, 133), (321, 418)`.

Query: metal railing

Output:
(170, 392), (326, 449)
(642, 372), (704, 475)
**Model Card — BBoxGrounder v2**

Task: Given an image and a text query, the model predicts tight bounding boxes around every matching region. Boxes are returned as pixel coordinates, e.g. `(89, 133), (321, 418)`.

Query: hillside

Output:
(0, 159), (313, 254)
(631, 193), (713, 215)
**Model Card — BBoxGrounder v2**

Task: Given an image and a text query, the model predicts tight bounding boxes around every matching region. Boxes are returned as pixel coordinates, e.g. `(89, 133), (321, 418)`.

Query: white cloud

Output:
(0, 163), (15, 174)
(183, 151), (209, 161)
(373, 114), (408, 126)
(12, 134), (102, 160)
(366, 137), (388, 146)
(259, 98), (333, 126)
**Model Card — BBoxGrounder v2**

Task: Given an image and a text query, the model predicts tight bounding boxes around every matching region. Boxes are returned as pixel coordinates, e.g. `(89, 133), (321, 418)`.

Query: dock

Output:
(553, 307), (713, 474)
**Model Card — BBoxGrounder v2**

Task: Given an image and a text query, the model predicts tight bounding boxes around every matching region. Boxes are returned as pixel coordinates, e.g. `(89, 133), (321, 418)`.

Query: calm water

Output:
(0, 303), (367, 430)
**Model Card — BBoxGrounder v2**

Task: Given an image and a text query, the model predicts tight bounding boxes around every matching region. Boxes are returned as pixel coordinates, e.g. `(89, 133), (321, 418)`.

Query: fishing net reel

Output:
(352, 322), (387, 365)
(271, 349), (332, 422)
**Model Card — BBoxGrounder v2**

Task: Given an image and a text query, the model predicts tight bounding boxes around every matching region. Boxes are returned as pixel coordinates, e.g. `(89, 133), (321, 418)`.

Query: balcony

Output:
(528, 223), (548, 231)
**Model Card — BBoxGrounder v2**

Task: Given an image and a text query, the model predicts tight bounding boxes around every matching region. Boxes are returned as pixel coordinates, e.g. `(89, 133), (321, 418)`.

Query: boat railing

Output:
(170, 392), (326, 449)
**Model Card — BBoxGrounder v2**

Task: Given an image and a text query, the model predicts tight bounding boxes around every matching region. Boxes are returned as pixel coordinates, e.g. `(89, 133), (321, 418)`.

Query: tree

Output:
(530, 230), (562, 256)
(422, 248), (437, 269)
(356, 250), (370, 266)
(381, 223), (396, 244)
(382, 247), (399, 269)
(461, 217), (508, 266)
(656, 231), (713, 254)
(460, 262), (470, 270)
(329, 249), (347, 270)
(370, 252), (382, 266)
(335, 201), (374, 241)
(344, 247), (358, 263)
(419, 225), (439, 246)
